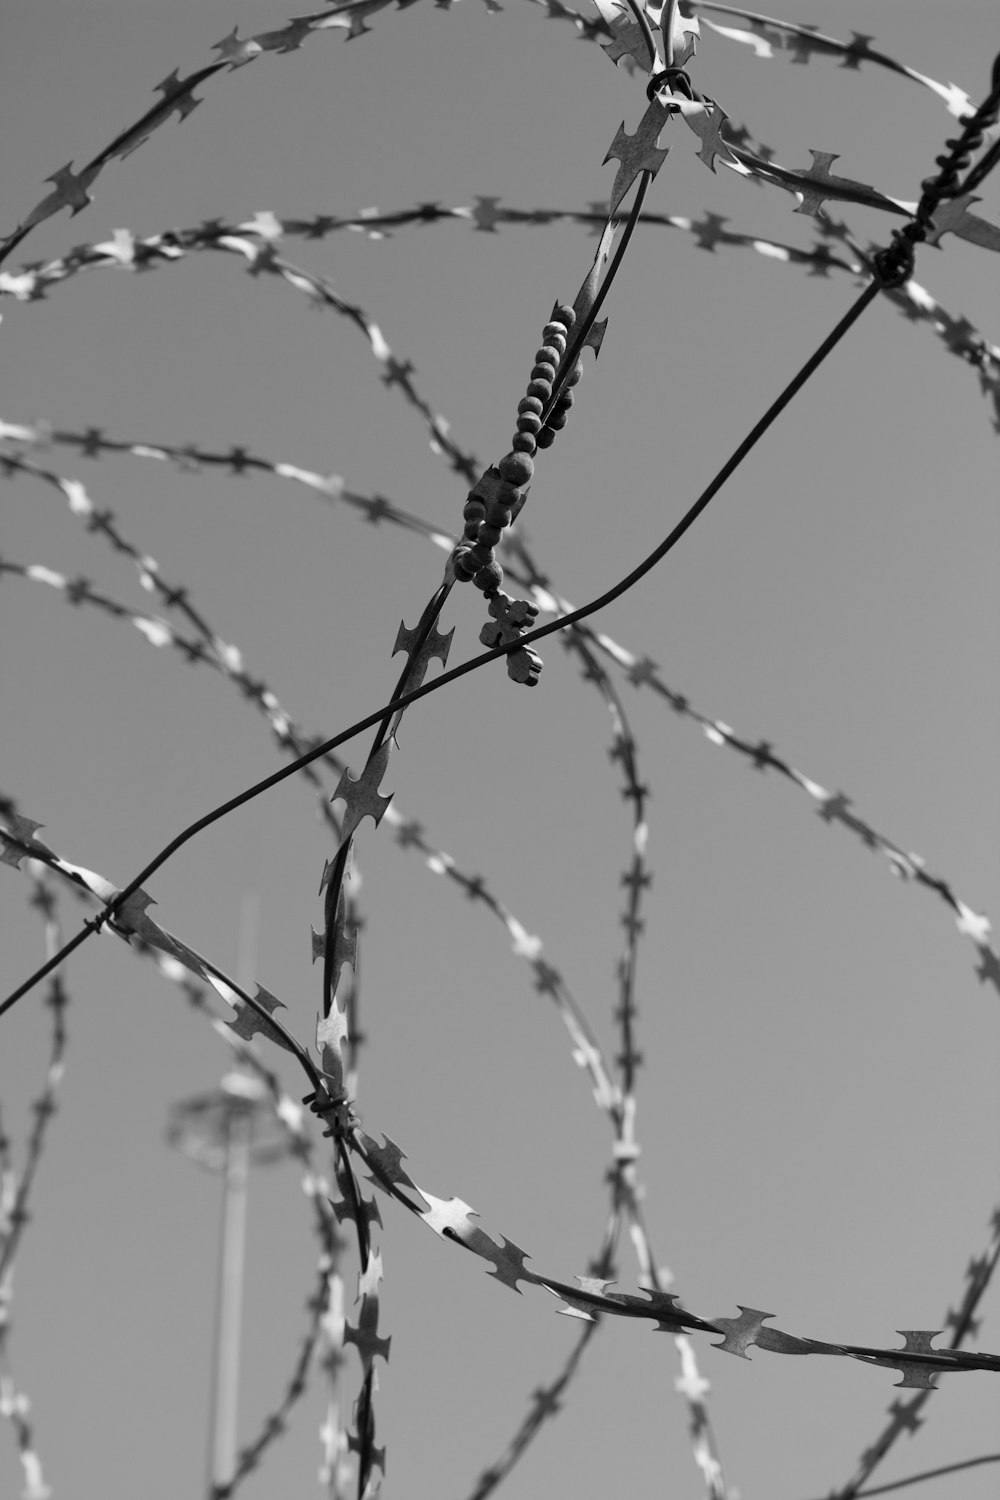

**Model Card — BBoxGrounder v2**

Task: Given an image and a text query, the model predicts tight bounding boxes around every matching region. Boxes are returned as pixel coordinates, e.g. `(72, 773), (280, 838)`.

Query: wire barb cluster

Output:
(875, 49), (1000, 286)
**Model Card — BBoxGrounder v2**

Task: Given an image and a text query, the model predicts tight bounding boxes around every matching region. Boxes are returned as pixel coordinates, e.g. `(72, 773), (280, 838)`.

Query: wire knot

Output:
(647, 66), (694, 103)
(872, 230), (917, 289)
(302, 1084), (353, 1139)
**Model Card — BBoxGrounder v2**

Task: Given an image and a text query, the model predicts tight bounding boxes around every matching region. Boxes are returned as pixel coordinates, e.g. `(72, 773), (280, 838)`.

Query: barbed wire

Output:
(3, 195), (997, 438)
(0, 884), (67, 1292)
(0, 554), (619, 1115)
(8, 420), (996, 1014)
(0, 427), (636, 1118)
(0, 265), (892, 1031)
(286, 193), (1000, 430)
(0, 798), (359, 1500)
(551, 627), (729, 1495)
(0, 796), (616, 1495)
(5, 809), (999, 1399)
(5, 396), (995, 1464)
(3, 0), (997, 274)
(2, 0), (987, 269)
(0, 525), (995, 1464)
(3, 348), (995, 1476)
(320, 1119), (1000, 1383)
(0, 871), (66, 1500)
(0, 433), (622, 1123)
(11, 323), (994, 1085)
(115, 953), (355, 1500)
(0, 446), (627, 1493)
(0, 411), (721, 1486)
(0, 220), (482, 487)
(684, 1), (984, 122)
(0, 0), (610, 270)
(5, 756), (998, 1499)
(3, 5), (999, 1494)
(0, 1357), (49, 1500)
(460, 1209), (619, 1500)
(827, 1202), (1000, 1499)
(0, 424), (388, 1500)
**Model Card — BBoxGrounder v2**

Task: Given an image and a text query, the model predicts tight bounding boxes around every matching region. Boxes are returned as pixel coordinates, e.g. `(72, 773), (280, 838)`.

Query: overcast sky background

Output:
(1, 2), (998, 1498)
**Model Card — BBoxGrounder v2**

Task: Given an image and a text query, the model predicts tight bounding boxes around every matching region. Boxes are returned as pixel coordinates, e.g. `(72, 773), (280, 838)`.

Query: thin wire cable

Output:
(804, 1452), (1000, 1500)
(0, 274), (881, 1022)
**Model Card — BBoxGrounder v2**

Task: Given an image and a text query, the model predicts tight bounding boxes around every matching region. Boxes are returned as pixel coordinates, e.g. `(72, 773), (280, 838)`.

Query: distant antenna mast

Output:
(166, 893), (292, 1491)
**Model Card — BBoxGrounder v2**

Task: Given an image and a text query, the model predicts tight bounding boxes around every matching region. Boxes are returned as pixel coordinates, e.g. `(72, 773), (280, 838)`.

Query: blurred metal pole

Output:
(207, 892), (258, 1490)
(207, 1081), (252, 1490)
(166, 894), (297, 1495)
(169, 1062), (293, 1494)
